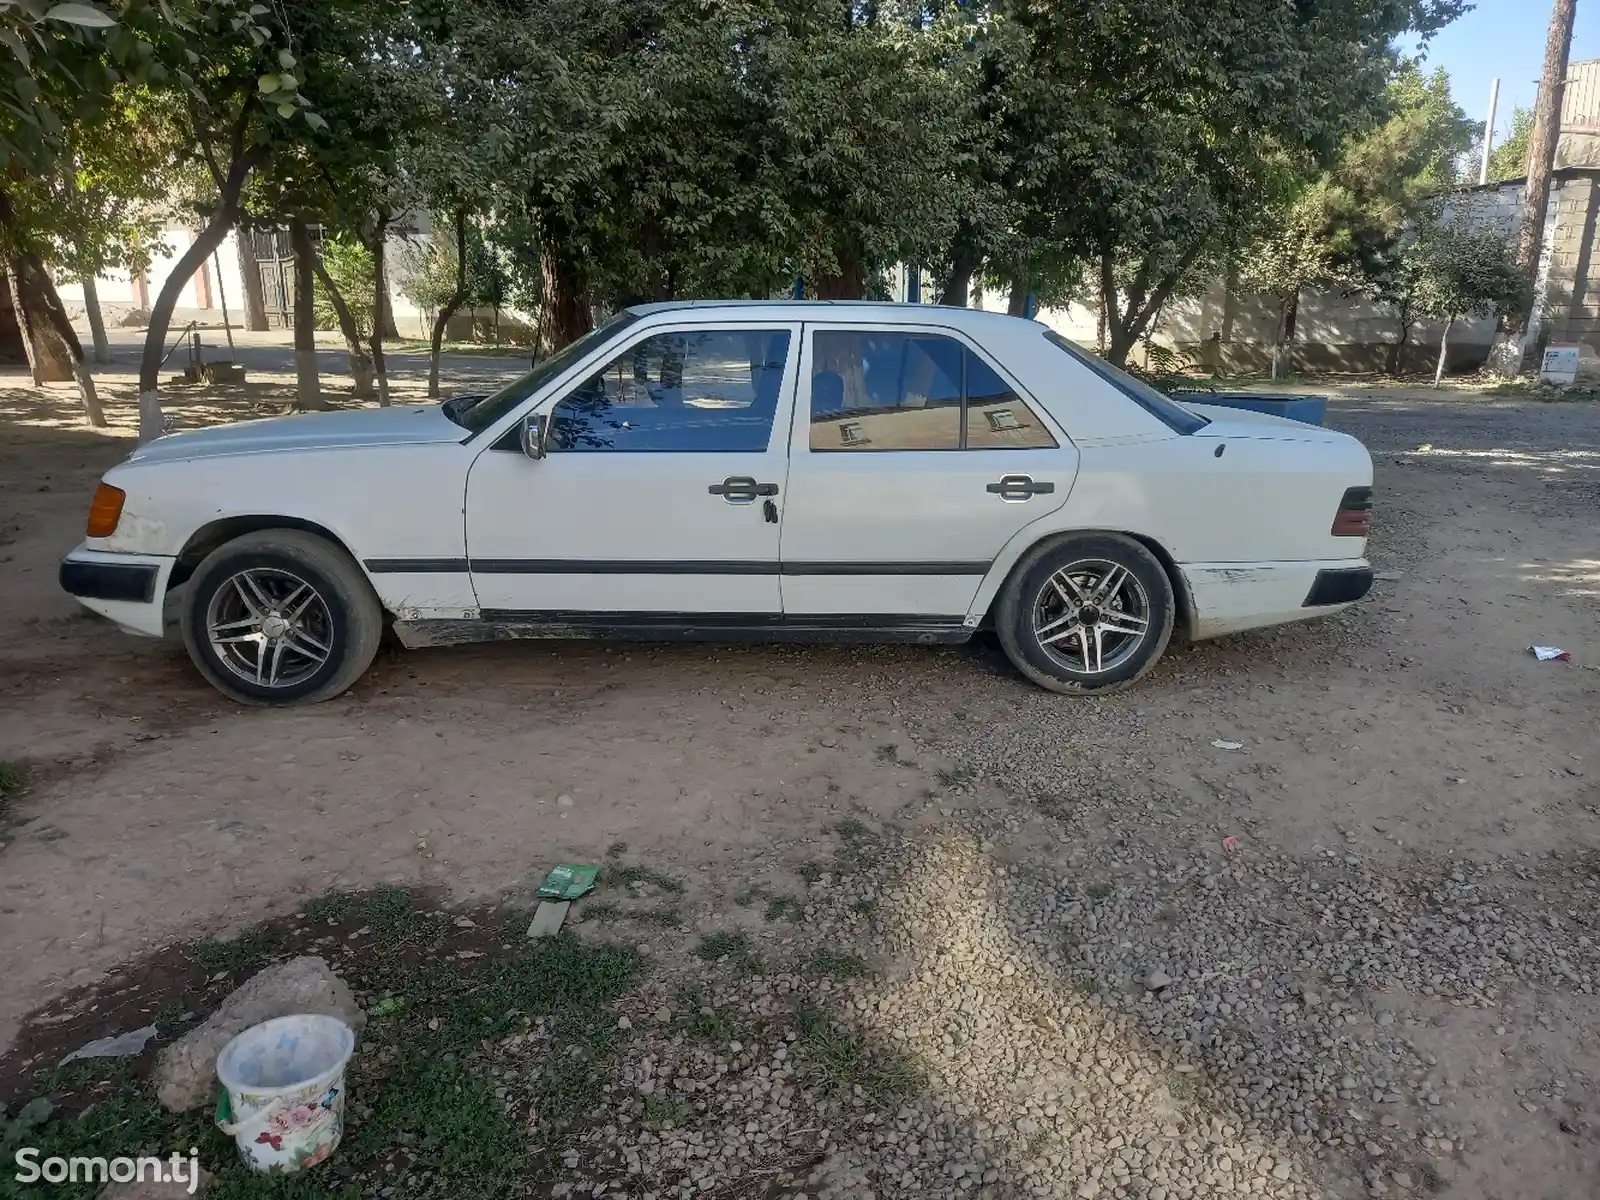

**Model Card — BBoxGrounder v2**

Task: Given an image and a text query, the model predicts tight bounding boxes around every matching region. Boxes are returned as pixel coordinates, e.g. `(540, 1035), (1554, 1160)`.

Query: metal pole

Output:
(1479, 77), (1500, 185)
(212, 247), (236, 360)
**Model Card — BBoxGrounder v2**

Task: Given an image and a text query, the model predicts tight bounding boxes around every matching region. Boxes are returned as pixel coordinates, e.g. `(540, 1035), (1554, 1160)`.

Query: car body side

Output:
(62, 302), (1372, 644)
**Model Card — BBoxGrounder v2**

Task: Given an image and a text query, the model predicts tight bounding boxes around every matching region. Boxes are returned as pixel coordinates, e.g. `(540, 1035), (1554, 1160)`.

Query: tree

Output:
(1394, 220), (1525, 384)
(1487, 106), (1533, 182)
(310, 237), (376, 397)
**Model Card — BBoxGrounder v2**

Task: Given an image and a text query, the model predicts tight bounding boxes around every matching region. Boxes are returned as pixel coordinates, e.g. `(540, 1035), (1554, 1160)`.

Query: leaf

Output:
(249, 2), (268, 12)
(304, 111), (327, 132)
(43, 3), (116, 27)
(257, 73), (279, 93)
(0, 27), (31, 70)
(183, 47), (199, 65)
(14, 76), (38, 105)
(276, 73), (296, 91)
(278, 49), (295, 69)
(276, 102), (295, 118)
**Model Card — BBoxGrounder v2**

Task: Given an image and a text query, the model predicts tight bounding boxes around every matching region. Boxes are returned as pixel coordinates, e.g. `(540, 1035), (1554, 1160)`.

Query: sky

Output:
(1408, 0), (1600, 146)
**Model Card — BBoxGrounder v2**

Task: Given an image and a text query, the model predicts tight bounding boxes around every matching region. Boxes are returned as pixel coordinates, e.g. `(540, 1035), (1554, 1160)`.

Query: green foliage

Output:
(1402, 219), (1527, 324)
(1488, 106), (1533, 183)
(0, 760), (24, 794)
(312, 236), (376, 335)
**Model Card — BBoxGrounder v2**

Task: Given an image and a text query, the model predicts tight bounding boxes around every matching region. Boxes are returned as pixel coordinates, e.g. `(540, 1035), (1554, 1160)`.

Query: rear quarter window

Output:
(1042, 330), (1208, 436)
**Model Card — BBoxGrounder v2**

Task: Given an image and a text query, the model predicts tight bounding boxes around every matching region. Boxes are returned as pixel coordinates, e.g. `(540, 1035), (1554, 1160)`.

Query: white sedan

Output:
(60, 301), (1373, 705)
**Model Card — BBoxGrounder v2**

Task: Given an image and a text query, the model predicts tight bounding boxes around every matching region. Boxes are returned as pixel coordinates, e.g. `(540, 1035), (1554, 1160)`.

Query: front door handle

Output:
(709, 476), (780, 503)
(986, 474), (1055, 503)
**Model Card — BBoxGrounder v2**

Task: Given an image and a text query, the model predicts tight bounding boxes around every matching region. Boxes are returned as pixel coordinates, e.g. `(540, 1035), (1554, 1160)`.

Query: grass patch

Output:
(852, 897), (879, 916)
(1084, 882), (1114, 900)
(935, 765), (975, 787)
(605, 840), (628, 858)
(834, 817), (870, 841)
(793, 1001), (922, 1102)
(874, 743), (899, 763)
(190, 930), (279, 976)
(631, 904), (682, 926)
(582, 900), (620, 921)
(641, 1094), (689, 1128)
(4, 888), (645, 1200)
(693, 932), (761, 973)
(0, 761), (24, 795)
(809, 949), (871, 979)
(797, 861), (824, 885)
(602, 863), (686, 895)
(763, 895), (802, 922)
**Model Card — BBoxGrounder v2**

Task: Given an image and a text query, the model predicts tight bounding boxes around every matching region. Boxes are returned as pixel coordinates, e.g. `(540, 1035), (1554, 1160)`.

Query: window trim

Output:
(1041, 329), (1209, 435)
(540, 322), (800, 455)
(804, 325), (1059, 453)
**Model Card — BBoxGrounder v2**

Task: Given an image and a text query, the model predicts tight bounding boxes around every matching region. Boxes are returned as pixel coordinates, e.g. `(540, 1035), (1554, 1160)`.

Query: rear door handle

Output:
(986, 474), (1055, 502)
(709, 476), (779, 503)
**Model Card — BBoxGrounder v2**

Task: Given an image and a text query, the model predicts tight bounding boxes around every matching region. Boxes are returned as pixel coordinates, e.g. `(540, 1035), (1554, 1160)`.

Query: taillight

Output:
(1331, 486), (1372, 537)
(86, 483), (126, 538)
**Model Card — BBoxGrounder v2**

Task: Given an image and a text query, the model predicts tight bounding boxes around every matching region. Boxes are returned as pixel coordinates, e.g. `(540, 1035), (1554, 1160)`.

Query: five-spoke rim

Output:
(205, 568), (333, 689)
(1031, 558), (1151, 676)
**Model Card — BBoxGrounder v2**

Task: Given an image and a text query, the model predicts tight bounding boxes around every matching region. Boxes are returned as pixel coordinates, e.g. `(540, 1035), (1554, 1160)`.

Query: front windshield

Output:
(456, 312), (639, 434)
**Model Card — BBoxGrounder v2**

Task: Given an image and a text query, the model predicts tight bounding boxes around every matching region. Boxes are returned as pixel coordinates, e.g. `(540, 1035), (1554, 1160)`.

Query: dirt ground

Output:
(1, 352), (1597, 1197)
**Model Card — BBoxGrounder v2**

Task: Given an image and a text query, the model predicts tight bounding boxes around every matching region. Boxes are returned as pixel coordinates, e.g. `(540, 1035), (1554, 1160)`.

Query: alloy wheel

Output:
(205, 567), (334, 688)
(1030, 558), (1152, 675)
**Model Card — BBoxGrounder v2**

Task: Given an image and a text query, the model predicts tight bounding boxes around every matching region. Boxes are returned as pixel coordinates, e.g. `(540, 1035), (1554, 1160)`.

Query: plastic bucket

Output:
(214, 1014), (354, 1174)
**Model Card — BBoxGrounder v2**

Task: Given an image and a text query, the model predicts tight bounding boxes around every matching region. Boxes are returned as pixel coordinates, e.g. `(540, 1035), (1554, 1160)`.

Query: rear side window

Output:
(1042, 330), (1208, 435)
(810, 330), (1057, 451)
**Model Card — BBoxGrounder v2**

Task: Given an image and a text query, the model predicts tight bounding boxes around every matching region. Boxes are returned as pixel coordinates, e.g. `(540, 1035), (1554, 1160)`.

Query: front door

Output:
(464, 322), (800, 625)
(779, 323), (1078, 618)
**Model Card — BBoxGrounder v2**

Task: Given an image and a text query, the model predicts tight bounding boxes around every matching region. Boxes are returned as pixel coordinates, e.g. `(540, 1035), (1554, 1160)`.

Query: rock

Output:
(557, 794), (575, 808)
(1144, 969), (1172, 991)
(1273, 1161), (1291, 1181)
(101, 1165), (212, 1197)
(155, 956), (364, 1112)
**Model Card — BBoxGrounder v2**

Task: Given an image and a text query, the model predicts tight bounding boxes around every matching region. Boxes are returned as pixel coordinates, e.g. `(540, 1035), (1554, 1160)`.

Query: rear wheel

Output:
(995, 533), (1175, 695)
(180, 530), (383, 706)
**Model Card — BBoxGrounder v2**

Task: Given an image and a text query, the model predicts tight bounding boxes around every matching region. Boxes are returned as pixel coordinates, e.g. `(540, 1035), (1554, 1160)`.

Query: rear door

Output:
(778, 323), (1078, 620)
(464, 321), (799, 623)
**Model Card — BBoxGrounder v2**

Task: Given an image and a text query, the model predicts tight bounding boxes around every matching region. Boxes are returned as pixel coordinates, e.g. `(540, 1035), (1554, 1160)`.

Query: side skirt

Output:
(392, 612), (974, 650)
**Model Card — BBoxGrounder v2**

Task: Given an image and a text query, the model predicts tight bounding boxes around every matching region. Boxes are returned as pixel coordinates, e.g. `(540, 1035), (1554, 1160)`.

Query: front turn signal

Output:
(86, 483), (126, 538)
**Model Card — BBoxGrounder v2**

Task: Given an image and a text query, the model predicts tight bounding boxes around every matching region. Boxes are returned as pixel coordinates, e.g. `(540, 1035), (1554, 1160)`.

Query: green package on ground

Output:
(535, 863), (599, 900)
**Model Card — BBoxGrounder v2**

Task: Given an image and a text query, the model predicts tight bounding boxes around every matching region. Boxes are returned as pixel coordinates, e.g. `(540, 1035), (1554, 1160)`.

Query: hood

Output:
(1183, 402), (1345, 443)
(126, 404), (465, 464)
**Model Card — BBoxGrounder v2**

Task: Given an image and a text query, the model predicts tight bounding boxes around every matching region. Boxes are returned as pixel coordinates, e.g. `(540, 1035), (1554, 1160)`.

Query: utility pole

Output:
(1479, 78), (1500, 185)
(1493, 0), (1576, 375)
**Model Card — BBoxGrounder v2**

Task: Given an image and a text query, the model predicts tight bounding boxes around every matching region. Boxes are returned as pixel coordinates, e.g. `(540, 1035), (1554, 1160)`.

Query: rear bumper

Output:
(1303, 566), (1373, 607)
(1182, 558), (1370, 640)
(59, 546), (175, 637)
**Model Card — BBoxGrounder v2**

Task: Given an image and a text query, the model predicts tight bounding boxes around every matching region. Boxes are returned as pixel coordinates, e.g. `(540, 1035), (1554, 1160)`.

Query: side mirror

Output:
(519, 413), (548, 460)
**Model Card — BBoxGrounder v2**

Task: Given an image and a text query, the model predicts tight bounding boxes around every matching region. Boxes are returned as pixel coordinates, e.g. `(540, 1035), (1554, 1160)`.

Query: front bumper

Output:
(59, 546), (175, 637)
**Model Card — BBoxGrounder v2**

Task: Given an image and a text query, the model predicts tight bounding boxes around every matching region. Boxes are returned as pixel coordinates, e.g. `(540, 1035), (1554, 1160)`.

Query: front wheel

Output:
(180, 530), (383, 706)
(995, 533), (1175, 695)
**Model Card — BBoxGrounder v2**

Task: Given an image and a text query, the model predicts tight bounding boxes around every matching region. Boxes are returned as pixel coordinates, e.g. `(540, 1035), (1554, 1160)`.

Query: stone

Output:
(155, 956), (363, 1112)
(1144, 970), (1172, 992)
(557, 794), (575, 808)
(1273, 1161), (1291, 1181)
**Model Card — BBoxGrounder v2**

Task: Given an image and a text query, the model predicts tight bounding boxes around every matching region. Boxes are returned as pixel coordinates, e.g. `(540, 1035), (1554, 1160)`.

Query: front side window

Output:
(809, 330), (1056, 451)
(549, 329), (791, 452)
(457, 311), (638, 434)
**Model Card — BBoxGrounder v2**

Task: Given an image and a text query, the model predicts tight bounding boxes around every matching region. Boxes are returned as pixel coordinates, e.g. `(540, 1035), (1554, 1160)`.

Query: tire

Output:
(995, 532), (1175, 695)
(180, 529), (384, 706)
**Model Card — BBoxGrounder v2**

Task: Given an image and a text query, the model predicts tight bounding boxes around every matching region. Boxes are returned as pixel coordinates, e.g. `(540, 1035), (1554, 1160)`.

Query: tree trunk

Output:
(1493, 0), (1575, 376)
(1006, 283), (1028, 317)
(1434, 315), (1453, 387)
(368, 216), (391, 406)
(939, 230), (980, 307)
(10, 251), (105, 425)
(288, 219), (330, 411)
(811, 245), (866, 300)
(235, 229), (269, 332)
(310, 249), (375, 398)
(429, 207), (469, 399)
(81, 272), (110, 363)
(1390, 312), (1413, 376)
(139, 139), (267, 441)
(537, 238), (592, 353)
(6, 267), (41, 385)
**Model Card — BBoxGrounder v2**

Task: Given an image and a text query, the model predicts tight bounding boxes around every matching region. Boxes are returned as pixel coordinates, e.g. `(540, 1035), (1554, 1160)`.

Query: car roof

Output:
(623, 299), (1038, 330)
